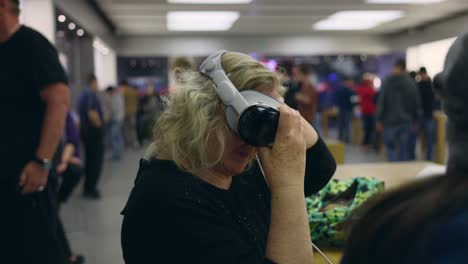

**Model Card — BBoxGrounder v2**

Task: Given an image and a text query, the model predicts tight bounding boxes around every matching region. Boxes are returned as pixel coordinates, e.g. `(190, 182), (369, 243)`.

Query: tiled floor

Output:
(60, 143), (384, 264)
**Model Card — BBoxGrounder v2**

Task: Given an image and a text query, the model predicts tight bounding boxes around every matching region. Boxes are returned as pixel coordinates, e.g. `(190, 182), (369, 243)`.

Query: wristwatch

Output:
(33, 157), (52, 170)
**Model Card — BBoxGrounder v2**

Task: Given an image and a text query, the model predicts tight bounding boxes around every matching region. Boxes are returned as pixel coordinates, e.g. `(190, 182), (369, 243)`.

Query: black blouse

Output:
(121, 138), (336, 264)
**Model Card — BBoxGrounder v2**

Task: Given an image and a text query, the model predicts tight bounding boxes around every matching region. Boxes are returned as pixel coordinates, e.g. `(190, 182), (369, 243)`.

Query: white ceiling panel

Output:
(96, 0), (468, 36)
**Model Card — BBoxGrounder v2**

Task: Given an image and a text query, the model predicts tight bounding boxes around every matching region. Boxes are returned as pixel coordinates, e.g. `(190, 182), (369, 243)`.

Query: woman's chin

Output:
(227, 159), (253, 175)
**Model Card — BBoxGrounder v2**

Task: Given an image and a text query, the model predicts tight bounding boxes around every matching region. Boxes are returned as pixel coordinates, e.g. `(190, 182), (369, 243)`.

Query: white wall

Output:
(117, 35), (391, 56)
(406, 37), (456, 77)
(94, 38), (117, 90)
(54, 0), (116, 49)
(19, 0), (55, 44)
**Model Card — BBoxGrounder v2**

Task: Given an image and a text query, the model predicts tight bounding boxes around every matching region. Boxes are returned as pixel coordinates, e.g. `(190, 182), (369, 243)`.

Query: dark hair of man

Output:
(395, 59), (406, 71)
(9, 0), (20, 15)
(343, 174), (468, 263)
(419, 67), (428, 74)
(106, 86), (115, 93)
(87, 74), (97, 85)
(277, 61), (294, 77)
(299, 64), (310, 76)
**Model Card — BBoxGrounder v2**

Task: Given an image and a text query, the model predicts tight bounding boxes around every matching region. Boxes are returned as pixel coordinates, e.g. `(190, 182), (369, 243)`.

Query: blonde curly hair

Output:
(152, 52), (285, 173)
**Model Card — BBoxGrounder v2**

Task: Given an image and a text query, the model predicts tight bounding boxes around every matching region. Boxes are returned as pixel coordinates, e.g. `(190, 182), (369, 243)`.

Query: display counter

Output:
(313, 161), (437, 264)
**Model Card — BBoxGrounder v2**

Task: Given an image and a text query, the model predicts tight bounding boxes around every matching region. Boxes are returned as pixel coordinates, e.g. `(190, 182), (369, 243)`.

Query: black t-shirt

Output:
(418, 79), (435, 120)
(0, 26), (67, 183)
(121, 138), (336, 264)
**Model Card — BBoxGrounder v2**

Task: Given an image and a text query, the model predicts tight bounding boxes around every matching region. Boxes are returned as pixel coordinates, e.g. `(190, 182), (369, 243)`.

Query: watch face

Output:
(43, 161), (52, 170)
(35, 158), (51, 170)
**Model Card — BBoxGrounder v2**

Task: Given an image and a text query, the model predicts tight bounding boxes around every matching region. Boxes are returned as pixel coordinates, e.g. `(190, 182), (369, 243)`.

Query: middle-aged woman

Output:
(121, 51), (336, 264)
(342, 32), (468, 264)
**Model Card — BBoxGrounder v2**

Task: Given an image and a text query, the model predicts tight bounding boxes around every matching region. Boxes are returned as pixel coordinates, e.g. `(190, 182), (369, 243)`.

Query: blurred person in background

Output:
(336, 76), (357, 143)
(407, 70), (420, 160)
(78, 74), (104, 199)
(57, 111), (83, 204)
(281, 61), (301, 110)
(121, 81), (140, 148)
(0, 0), (70, 263)
(55, 112), (85, 264)
(409, 71), (417, 82)
(376, 59), (422, 161)
(137, 82), (164, 146)
(342, 31), (468, 264)
(356, 75), (377, 150)
(417, 67), (435, 161)
(105, 85), (125, 161)
(293, 64), (318, 124)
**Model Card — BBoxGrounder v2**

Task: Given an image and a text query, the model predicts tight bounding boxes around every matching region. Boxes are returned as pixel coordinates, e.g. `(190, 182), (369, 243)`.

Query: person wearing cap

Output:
(121, 51), (336, 263)
(341, 32), (468, 263)
(0, 0), (70, 263)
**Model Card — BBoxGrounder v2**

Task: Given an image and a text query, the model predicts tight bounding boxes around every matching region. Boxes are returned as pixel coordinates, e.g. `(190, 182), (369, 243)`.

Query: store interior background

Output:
(17, 0), (468, 263)
(20, 0), (468, 111)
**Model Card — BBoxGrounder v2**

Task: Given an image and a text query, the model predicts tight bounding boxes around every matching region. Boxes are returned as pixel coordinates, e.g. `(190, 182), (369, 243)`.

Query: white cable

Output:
(256, 155), (334, 264)
(312, 243), (334, 264)
(256, 155), (269, 187)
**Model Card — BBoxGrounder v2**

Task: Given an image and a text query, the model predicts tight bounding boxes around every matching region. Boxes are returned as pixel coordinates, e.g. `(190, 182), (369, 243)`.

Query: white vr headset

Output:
(200, 50), (282, 147)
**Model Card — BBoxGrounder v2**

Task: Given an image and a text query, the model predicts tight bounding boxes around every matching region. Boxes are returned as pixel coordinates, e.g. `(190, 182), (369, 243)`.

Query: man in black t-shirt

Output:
(0, 0), (70, 263)
(417, 67), (435, 161)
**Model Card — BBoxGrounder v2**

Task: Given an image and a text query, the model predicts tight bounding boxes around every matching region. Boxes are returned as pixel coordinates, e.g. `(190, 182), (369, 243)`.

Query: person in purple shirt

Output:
(57, 111), (83, 203)
(78, 74), (105, 199)
(54, 111), (86, 264)
(341, 32), (468, 264)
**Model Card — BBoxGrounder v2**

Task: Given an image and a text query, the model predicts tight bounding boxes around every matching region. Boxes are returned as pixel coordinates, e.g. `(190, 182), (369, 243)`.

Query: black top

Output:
(336, 85), (356, 112)
(418, 79), (435, 120)
(0, 26), (67, 185)
(121, 138), (336, 264)
(376, 74), (422, 127)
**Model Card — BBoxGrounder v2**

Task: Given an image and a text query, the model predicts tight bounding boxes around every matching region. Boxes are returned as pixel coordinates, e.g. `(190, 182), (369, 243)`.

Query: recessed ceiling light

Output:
(167, 11), (240, 31)
(77, 29), (84, 37)
(68, 22), (76, 30)
(58, 15), (66, 23)
(313, 10), (403, 31)
(367, 0), (445, 4)
(167, 0), (251, 3)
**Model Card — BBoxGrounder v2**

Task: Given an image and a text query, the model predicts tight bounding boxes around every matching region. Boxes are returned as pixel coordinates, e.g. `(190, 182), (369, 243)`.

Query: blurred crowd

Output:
(279, 59), (439, 162)
(69, 75), (165, 199)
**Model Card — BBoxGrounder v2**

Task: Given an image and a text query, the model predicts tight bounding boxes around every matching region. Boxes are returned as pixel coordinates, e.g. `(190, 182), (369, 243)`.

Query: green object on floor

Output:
(306, 177), (385, 247)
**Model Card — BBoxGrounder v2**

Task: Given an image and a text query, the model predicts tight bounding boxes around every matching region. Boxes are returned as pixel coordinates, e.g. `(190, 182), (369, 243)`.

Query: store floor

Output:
(60, 144), (383, 264)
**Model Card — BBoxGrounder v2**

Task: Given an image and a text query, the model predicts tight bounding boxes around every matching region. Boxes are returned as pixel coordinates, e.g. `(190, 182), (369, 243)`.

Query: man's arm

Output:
(37, 83), (70, 159)
(19, 83), (69, 194)
(88, 109), (102, 128)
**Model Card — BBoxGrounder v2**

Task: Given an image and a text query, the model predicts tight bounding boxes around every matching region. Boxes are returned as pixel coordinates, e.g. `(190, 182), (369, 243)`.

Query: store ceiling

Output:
(96, 0), (468, 36)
